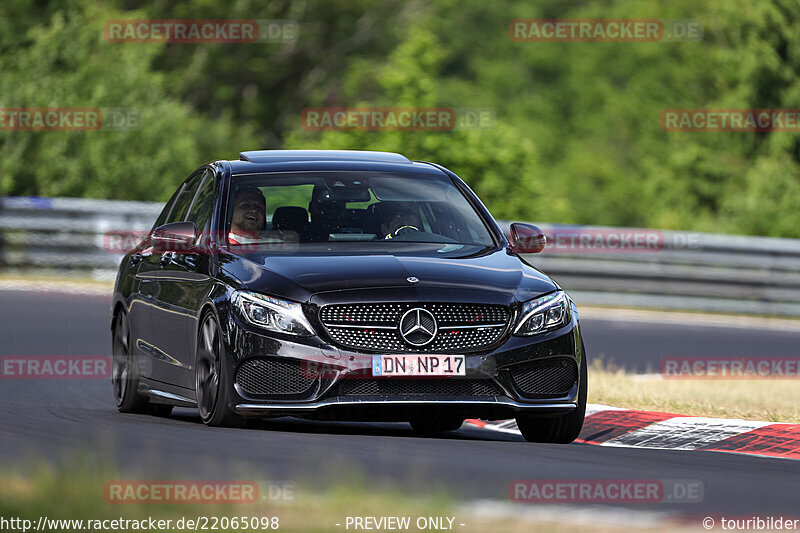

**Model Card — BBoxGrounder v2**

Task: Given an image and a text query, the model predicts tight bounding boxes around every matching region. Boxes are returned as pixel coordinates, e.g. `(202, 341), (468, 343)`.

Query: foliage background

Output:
(1, 0), (798, 237)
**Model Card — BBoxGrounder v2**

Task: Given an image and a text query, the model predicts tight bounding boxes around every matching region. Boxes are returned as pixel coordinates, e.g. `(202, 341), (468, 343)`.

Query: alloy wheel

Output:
(196, 314), (221, 420)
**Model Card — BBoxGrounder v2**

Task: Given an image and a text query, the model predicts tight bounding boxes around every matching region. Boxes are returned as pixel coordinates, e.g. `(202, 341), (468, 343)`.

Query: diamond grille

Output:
(320, 303), (509, 326)
(320, 303), (510, 352)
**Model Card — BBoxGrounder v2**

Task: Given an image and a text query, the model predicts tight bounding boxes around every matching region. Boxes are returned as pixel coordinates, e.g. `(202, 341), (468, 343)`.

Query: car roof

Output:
(224, 150), (445, 176)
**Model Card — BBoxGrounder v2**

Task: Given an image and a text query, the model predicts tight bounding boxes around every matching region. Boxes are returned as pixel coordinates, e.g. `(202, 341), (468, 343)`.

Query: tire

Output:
(195, 311), (245, 427)
(515, 345), (588, 444)
(111, 310), (149, 413)
(410, 417), (465, 433)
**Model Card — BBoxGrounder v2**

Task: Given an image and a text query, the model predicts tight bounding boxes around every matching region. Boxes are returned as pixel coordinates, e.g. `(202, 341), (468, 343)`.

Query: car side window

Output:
(152, 189), (180, 230)
(185, 171), (216, 239)
(165, 171), (204, 224)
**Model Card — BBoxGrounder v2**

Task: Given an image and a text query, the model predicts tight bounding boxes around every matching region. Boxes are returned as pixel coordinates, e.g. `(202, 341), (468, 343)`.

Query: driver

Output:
(228, 187), (266, 244)
(381, 205), (422, 240)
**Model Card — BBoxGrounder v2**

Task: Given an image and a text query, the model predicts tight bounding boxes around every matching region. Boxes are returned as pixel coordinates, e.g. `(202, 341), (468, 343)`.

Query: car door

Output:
(127, 186), (179, 379)
(160, 169), (217, 389)
(138, 170), (205, 388)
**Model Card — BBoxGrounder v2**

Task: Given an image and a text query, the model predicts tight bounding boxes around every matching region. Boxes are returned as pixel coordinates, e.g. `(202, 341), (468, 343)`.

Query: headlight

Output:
(233, 291), (315, 336)
(513, 291), (569, 336)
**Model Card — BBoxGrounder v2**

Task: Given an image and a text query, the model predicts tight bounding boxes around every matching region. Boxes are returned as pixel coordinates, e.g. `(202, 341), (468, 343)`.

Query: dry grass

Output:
(589, 359), (800, 423)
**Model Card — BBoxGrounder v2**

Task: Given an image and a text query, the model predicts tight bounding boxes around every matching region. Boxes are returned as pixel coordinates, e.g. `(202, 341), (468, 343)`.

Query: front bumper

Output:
(222, 305), (585, 421)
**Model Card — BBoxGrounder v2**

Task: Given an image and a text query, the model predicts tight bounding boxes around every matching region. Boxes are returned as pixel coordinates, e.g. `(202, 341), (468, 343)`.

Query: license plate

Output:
(372, 354), (466, 376)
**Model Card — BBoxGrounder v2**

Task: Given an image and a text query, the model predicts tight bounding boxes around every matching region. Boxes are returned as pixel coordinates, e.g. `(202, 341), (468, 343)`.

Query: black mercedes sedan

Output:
(111, 150), (587, 443)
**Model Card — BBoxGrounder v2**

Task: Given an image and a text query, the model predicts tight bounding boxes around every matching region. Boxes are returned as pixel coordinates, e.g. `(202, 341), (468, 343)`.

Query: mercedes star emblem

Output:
(407, 276), (419, 283)
(399, 308), (437, 346)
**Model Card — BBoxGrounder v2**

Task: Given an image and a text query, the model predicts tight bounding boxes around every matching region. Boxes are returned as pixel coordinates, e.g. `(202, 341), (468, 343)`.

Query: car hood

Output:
(221, 246), (558, 305)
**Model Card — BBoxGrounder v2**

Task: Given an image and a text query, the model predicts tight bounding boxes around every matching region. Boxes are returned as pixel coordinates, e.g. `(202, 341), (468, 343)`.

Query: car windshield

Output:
(225, 171), (495, 249)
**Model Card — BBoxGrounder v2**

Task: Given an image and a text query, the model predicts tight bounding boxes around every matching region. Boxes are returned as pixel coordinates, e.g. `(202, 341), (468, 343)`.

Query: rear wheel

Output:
(410, 417), (465, 433)
(515, 347), (587, 444)
(195, 311), (245, 427)
(112, 310), (148, 413)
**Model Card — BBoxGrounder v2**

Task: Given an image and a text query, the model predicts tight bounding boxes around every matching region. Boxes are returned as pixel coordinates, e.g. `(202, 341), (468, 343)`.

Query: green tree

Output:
(0, 3), (259, 200)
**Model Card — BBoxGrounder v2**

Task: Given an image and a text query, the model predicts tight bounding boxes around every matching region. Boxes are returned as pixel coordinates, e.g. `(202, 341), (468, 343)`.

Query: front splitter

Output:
(234, 397), (577, 416)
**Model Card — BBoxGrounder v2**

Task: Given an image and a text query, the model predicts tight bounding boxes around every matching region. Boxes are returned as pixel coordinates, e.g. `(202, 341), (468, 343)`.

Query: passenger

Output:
(228, 187), (266, 244)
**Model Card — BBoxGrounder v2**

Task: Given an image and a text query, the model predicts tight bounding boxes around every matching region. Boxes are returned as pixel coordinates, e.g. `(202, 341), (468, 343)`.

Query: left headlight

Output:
(513, 291), (569, 336)
(233, 291), (315, 337)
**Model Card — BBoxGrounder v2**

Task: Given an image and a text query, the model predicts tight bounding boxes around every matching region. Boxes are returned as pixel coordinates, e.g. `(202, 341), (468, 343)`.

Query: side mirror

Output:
(151, 221), (197, 252)
(509, 223), (546, 254)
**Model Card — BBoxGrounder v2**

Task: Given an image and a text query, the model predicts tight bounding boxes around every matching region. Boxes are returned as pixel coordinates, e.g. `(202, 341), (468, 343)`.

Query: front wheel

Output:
(195, 311), (245, 427)
(515, 346), (587, 444)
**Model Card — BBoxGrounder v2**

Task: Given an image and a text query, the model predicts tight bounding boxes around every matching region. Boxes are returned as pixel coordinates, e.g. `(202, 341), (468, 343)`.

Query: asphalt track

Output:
(1, 289), (799, 522)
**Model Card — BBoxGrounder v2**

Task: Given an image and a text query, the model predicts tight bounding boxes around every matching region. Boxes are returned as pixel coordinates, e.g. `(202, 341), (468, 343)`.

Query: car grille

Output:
(334, 378), (501, 397)
(235, 358), (316, 396)
(319, 303), (510, 353)
(509, 357), (578, 397)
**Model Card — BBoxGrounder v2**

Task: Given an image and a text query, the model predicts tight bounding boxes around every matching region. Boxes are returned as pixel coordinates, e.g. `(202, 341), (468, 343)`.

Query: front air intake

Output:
(235, 358), (316, 396)
(509, 357), (578, 398)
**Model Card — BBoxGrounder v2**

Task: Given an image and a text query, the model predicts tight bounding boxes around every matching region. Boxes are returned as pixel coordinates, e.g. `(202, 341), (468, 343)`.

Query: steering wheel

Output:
(385, 225), (420, 240)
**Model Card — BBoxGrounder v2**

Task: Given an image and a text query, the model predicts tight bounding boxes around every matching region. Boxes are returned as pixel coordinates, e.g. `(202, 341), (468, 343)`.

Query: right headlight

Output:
(513, 291), (569, 336)
(232, 291), (315, 337)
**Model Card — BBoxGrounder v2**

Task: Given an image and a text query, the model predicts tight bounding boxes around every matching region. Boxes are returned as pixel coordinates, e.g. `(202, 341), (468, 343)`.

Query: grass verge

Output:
(0, 274), (112, 295)
(589, 359), (800, 423)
